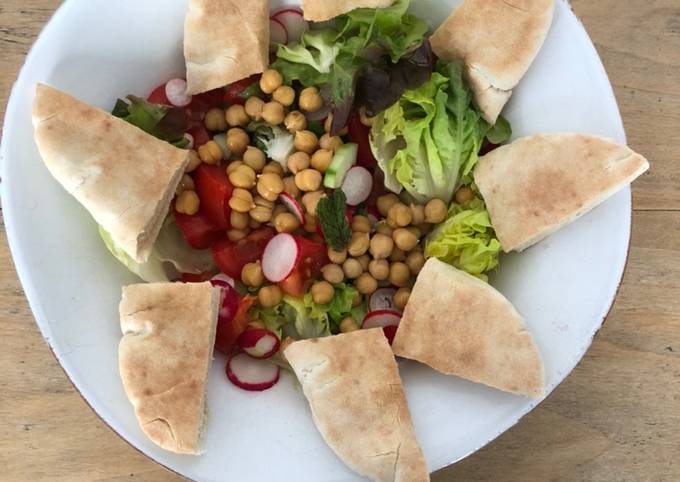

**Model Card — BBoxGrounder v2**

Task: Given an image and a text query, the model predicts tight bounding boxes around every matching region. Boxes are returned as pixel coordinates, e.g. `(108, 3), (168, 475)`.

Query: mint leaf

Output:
(316, 190), (351, 251)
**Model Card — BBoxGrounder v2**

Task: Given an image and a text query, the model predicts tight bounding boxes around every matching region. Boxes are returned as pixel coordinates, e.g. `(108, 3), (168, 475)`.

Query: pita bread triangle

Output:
(392, 258), (545, 399)
(302, 0), (395, 22)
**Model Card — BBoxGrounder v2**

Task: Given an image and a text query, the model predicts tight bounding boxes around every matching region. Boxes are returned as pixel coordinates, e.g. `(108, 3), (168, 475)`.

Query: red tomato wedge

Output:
(279, 267), (307, 298)
(190, 88), (224, 113)
(174, 209), (222, 249)
(147, 83), (170, 105)
(279, 237), (328, 297)
(347, 110), (377, 168)
(187, 123), (211, 148)
(223, 74), (260, 105)
(215, 295), (256, 355)
(194, 164), (234, 230)
(212, 227), (276, 281)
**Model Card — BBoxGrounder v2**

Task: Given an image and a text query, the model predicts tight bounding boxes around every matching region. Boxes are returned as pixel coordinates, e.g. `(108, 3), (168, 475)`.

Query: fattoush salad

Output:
(31, 0), (648, 478)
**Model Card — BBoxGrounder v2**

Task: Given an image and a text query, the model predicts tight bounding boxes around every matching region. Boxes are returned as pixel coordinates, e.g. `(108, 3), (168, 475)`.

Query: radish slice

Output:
(183, 132), (194, 149)
(165, 78), (193, 107)
(269, 18), (288, 52)
(278, 192), (305, 224)
(238, 328), (281, 359)
(210, 273), (235, 288)
(210, 277), (240, 322)
(341, 166), (373, 206)
(362, 309), (401, 329)
(226, 353), (280, 391)
(262, 233), (300, 282)
(382, 325), (399, 345)
(272, 8), (308, 43)
(369, 288), (398, 312)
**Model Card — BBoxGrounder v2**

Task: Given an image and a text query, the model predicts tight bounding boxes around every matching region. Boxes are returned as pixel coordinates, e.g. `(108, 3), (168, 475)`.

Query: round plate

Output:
(1, 0), (629, 480)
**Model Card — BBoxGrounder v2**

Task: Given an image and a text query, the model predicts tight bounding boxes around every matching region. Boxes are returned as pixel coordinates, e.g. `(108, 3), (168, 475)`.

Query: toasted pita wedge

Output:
(285, 329), (429, 482)
(392, 258), (544, 398)
(118, 282), (220, 454)
(474, 133), (650, 252)
(184, 0), (269, 95)
(32, 84), (189, 263)
(302, 0), (394, 21)
(430, 0), (554, 124)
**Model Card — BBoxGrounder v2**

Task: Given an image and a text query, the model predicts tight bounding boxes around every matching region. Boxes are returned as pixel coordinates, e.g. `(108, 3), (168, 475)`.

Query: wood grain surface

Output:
(1, 1), (678, 481)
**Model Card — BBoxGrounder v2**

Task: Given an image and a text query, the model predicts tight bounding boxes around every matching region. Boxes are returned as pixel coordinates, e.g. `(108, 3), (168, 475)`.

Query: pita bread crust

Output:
(32, 84), (189, 263)
(430, 0), (554, 123)
(184, 0), (269, 95)
(474, 133), (650, 252)
(392, 259), (545, 398)
(118, 282), (220, 454)
(285, 330), (429, 482)
(302, 0), (395, 21)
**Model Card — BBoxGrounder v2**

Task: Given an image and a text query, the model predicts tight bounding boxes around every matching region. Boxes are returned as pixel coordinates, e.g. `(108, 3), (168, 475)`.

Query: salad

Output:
(101, 0), (510, 390)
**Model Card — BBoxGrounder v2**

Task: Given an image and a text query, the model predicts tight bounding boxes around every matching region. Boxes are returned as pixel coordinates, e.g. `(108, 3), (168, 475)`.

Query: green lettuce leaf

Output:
(276, 30), (340, 74)
(281, 296), (332, 339)
(424, 197), (501, 281)
(112, 96), (189, 148)
(99, 216), (215, 283)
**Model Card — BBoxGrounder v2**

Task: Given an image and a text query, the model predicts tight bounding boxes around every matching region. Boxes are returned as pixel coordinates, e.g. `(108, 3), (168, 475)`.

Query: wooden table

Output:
(1, 1), (678, 481)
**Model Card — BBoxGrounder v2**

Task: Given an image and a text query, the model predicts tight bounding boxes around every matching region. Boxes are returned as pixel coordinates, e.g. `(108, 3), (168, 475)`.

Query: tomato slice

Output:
(147, 83), (170, 105)
(212, 227), (276, 280)
(194, 164), (234, 230)
(279, 237), (328, 297)
(347, 110), (377, 168)
(189, 88), (224, 114)
(215, 295), (256, 355)
(279, 268), (307, 298)
(174, 209), (222, 249)
(223, 74), (261, 105)
(180, 271), (217, 283)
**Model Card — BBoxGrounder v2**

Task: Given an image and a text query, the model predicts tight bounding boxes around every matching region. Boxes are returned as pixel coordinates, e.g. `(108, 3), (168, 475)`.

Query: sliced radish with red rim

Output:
(262, 233), (301, 282)
(210, 273), (235, 288)
(382, 325), (399, 345)
(272, 8), (308, 44)
(269, 18), (288, 52)
(237, 328), (280, 359)
(369, 288), (399, 312)
(210, 275), (239, 323)
(165, 78), (192, 107)
(362, 309), (401, 329)
(183, 133), (194, 149)
(341, 166), (373, 206)
(226, 353), (280, 391)
(278, 192), (305, 224)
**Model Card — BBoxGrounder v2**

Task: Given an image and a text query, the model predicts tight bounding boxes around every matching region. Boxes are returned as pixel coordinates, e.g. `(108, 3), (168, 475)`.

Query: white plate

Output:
(0, 1), (630, 481)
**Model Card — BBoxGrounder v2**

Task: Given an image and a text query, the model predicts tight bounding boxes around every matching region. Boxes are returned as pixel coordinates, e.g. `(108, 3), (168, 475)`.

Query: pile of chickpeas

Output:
(174, 68), (456, 334)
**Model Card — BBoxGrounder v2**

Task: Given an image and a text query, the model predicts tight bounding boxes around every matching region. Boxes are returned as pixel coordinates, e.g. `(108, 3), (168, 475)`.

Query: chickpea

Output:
(229, 164), (257, 189)
(185, 149), (202, 173)
(319, 133), (343, 152)
(295, 169), (322, 192)
(227, 229), (249, 241)
(368, 259), (390, 281)
(393, 228), (419, 251)
(251, 196), (274, 223)
(321, 264), (345, 284)
(410, 203), (425, 226)
(262, 161), (285, 176)
(390, 248), (406, 262)
(257, 173), (284, 201)
(204, 107), (227, 131)
(356, 254), (370, 271)
(342, 258), (363, 279)
(387, 203), (412, 228)
(243, 147), (266, 172)
(323, 113), (334, 133)
(259, 69), (283, 94)
(198, 140), (223, 164)
(455, 186), (476, 205)
(272, 85), (295, 106)
(258, 285), (283, 307)
(299, 86), (323, 112)
(351, 215), (371, 233)
(294, 130), (319, 154)
(301, 190), (325, 215)
(424, 198), (448, 224)
(348, 232), (370, 257)
(303, 212), (317, 233)
(262, 101), (285, 125)
(328, 247), (347, 264)
(242, 261), (264, 288)
(405, 251), (426, 275)
(282, 176), (300, 197)
(310, 149), (333, 173)
(389, 262), (410, 287)
(226, 104), (249, 127)
(176, 174), (195, 195)
(377, 193), (400, 217)
(369, 233), (394, 259)
(229, 188), (255, 213)
(359, 105), (374, 127)
(355, 273), (378, 295)
(284, 111), (308, 133)
(245, 96), (265, 120)
(274, 212), (300, 233)
(227, 128), (249, 156)
(287, 151), (310, 174)
(340, 317), (360, 333)
(226, 160), (244, 175)
(230, 210), (250, 230)
(394, 288), (411, 310)
(175, 190), (200, 215)
(375, 221), (394, 237)
(309, 281), (334, 304)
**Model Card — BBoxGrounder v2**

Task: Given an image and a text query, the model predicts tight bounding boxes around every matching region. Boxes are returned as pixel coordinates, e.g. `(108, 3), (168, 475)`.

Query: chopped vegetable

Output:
(316, 190), (352, 250)
(277, 30), (341, 74)
(112, 95), (189, 147)
(226, 353), (280, 391)
(237, 328), (281, 359)
(248, 122), (295, 167)
(324, 143), (358, 189)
